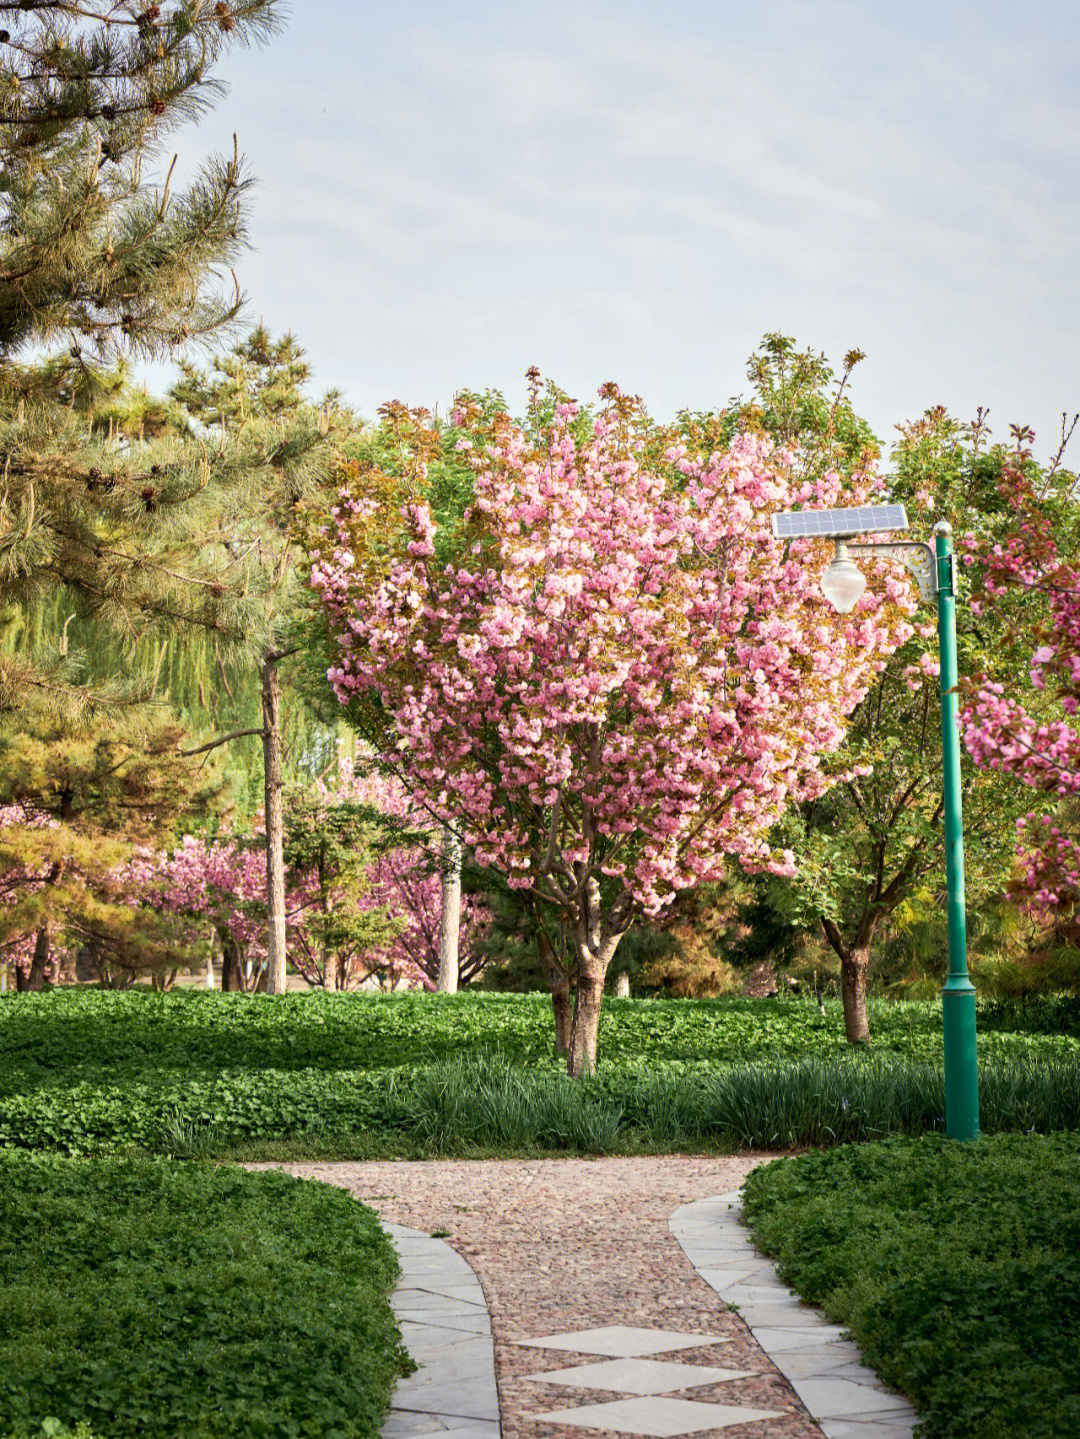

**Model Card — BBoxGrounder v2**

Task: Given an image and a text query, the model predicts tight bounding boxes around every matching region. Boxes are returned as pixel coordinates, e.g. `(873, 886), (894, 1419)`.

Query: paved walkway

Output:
(265, 1157), (914, 1439)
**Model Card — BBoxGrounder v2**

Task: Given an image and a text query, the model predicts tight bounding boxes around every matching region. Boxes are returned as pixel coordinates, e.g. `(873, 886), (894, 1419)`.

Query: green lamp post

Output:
(771, 503), (980, 1140)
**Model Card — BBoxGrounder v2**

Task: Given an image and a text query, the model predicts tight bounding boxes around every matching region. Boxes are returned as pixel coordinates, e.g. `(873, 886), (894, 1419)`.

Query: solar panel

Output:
(771, 504), (909, 540)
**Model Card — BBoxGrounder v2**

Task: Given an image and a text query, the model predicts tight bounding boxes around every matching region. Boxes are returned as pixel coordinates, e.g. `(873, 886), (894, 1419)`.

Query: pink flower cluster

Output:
(312, 401), (917, 921)
(961, 460), (1080, 910)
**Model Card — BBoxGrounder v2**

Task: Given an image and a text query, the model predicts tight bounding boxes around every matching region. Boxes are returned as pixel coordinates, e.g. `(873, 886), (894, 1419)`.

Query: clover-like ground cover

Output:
(2, 989), (1078, 1158)
(0, 1152), (409, 1439)
(742, 1132), (1080, 1439)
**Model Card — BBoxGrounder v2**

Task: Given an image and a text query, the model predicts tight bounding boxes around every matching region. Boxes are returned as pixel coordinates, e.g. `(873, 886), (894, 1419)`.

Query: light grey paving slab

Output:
(515, 1325), (729, 1357)
(670, 1192), (917, 1439)
(382, 1223), (500, 1438)
(790, 1379), (916, 1420)
(750, 1325), (851, 1352)
(391, 1380), (499, 1422)
(396, 1428), (500, 1439)
(528, 1395), (782, 1435)
(520, 1356), (755, 1394)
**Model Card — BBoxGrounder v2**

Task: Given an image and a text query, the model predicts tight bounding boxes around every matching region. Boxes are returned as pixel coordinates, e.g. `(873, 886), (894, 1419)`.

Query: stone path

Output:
(264, 1157), (915, 1439)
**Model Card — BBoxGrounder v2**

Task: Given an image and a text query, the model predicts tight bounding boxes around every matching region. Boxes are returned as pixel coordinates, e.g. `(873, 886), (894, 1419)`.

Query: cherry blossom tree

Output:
(961, 435), (1080, 930)
(311, 391), (917, 1074)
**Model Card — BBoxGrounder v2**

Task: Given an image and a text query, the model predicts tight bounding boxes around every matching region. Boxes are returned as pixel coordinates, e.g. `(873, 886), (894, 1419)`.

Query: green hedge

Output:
(742, 1133), (1080, 1439)
(0, 1153), (409, 1439)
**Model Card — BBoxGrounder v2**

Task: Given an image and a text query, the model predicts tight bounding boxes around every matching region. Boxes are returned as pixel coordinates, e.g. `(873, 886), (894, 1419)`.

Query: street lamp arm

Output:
(846, 541), (938, 601)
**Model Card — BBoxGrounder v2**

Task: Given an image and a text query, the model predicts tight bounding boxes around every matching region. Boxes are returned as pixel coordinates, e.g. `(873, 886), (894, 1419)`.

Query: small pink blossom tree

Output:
(961, 445), (1080, 929)
(311, 392), (916, 1073)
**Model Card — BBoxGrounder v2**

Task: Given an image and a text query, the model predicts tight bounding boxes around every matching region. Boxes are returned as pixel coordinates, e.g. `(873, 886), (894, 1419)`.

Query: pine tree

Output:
(0, 2), (284, 721)
(168, 326), (338, 991)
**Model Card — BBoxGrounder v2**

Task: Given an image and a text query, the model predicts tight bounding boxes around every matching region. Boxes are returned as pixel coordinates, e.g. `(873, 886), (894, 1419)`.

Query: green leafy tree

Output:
(757, 403), (1074, 1043)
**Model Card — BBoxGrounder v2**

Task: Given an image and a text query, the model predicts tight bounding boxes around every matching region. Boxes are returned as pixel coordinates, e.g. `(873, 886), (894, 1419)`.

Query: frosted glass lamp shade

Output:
(821, 551), (866, 613)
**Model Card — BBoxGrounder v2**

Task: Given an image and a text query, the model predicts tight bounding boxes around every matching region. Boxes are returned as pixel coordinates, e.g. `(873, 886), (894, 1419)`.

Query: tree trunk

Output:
(613, 971), (630, 997)
(219, 928), (243, 992)
(821, 915), (877, 1047)
(261, 656), (287, 995)
(840, 946), (872, 1046)
(567, 931), (624, 1078)
(568, 963), (605, 1077)
(324, 947), (339, 992)
(26, 925), (49, 991)
(535, 927), (572, 1056)
(436, 826), (461, 993)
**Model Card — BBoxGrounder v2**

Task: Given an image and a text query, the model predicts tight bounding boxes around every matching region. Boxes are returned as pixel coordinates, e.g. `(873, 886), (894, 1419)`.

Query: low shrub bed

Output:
(742, 1132), (1080, 1439)
(0, 1153), (409, 1439)
(2, 1051), (1079, 1159)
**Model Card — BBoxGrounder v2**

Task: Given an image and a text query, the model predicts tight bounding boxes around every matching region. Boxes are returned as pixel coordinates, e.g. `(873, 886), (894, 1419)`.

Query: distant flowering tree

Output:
(961, 438), (1080, 925)
(311, 390), (916, 1073)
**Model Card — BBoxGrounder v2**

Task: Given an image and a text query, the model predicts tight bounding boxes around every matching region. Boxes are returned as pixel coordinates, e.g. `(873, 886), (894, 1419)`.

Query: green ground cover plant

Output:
(741, 1133), (1080, 1439)
(2, 992), (1079, 1157)
(0, 1152), (408, 1439)
(2, 990), (1078, 1158)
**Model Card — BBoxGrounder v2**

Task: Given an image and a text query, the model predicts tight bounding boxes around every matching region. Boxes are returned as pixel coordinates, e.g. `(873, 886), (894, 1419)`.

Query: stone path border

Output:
(670, 1192), (917, 1439)
(381, 1223), (500, 1439)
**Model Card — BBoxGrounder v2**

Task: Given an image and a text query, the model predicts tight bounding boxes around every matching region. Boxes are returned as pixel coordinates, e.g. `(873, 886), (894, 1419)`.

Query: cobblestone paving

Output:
(265, 1155), (827, 1439)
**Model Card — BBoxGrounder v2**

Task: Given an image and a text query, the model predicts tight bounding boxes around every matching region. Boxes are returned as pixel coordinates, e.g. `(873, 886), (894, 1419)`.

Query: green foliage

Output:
(1, 991), (1078, 1157)
(0, 1150), (407, 1439)
(742, 1133), (1080, 1439)
(0, 4), (289, 721)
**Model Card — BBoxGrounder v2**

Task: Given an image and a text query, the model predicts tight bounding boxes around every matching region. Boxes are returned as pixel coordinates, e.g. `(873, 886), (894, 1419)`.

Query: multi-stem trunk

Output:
(261, 655), (287, 995)
(436, 825), (461, 993)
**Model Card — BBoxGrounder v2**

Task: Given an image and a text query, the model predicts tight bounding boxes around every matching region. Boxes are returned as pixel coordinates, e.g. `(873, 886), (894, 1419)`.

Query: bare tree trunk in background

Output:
(261, 656), (287, 995)
(219, 928), (243, 992)
(26, 925), (50, 990)
(613, 971), (631, 997)
(436, 826), (461, 993)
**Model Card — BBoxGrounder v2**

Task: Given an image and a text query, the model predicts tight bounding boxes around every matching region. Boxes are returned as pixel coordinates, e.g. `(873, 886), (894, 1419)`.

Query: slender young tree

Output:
(169, 327), (336, 991)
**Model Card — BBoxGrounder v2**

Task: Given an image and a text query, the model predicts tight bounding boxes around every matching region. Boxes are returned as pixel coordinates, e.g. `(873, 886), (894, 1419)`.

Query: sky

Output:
(155, 0), (1079, 465)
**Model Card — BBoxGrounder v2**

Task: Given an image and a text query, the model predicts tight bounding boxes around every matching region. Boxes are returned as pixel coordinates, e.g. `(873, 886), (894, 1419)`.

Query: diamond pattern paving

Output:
(528, 1396), (783, 1435)
(516, 1326), (729, 1357)
(521, 1356), (754, 1394)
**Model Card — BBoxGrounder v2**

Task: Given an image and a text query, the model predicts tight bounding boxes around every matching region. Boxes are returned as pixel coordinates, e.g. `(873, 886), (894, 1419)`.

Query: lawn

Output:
(0, 1151), (409, 1439)
(741, 1132), (1080, 1439)
(2, 989), (1078, 1158)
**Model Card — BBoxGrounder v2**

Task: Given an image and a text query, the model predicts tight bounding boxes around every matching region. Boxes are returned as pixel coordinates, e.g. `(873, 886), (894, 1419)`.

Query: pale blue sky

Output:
(160, 0), (1078, 463)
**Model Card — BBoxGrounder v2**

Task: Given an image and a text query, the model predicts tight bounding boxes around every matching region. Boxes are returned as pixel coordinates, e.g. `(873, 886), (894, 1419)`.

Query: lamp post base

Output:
(942, 977), (980, 1140)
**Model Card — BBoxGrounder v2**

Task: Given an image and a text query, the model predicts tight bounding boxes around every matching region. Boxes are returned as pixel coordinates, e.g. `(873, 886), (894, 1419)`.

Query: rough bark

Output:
(219, 928), (243, 992)
(568, 962), (606, 1077)
(323, 947), (340, 992)
(840, 944), (872, 1045)
(261, 656), (287, 995)
(535, 927), (572, 1056)
(821, 915), (876, 1047)
(567, 930), (625, 1077)
(436, 826), (462, 993)
(25, 925), (49, 991)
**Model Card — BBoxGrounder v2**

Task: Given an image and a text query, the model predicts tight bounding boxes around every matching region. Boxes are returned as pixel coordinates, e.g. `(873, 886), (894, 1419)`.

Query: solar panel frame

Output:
(770, 504), (909, 540)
